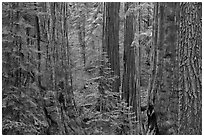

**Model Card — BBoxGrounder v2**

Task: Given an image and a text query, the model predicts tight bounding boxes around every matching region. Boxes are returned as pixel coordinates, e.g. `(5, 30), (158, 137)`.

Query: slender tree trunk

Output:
(147, 2), (166, 134)
(147, 3), (158, 106)
(78, 5), (86, 67)
(47, 2), (56, 90)
(35, 12), (42, 87)
(135, 2), (142, 134)
(13, 3), (23, 87)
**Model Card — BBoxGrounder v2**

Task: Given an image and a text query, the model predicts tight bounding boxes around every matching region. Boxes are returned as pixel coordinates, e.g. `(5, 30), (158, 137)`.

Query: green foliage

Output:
(3, 119), (39, 135)
(2, 85), (48, 135)
(75, 56), (138, 135)
(80, 99), (138, 135)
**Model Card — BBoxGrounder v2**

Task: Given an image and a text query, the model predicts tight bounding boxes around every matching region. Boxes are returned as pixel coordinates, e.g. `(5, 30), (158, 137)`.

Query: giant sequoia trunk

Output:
(149, 2), (202, 135)
(122, 2), (135, 106)
(178, 2), (202, 135)
(103, 2), (120, 93)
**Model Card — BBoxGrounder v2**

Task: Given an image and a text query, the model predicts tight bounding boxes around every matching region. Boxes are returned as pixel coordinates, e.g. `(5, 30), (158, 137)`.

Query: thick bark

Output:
(103, 2), (120, 93)
(122, 2), (134, 105)
(178, 2), (202, 135)
(149, 2), (202, 135)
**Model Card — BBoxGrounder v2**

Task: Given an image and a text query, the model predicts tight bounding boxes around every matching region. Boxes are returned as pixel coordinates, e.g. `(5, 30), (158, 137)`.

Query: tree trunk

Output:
(78, 4), (86, 67)
(149, 2), (202, 135)
(135, 2), (142, 134)
(178, 2), (202, 135)
(103, 2), (120, 93)
(47, 2), (56, 90)
(35, 13), (42, 87)
(148, 2), (175, 134)
(122, 2), (134, 105)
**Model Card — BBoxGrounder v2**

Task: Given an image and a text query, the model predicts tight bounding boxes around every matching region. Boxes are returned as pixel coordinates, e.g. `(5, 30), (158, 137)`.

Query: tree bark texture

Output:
(178, 2), (202, 135)
(122, 2), (135, 106)
(149, 2), (202, 135)
(134, 2), (142, 134)
(103, 2), (120, 93)
(148, 2), (177, 134)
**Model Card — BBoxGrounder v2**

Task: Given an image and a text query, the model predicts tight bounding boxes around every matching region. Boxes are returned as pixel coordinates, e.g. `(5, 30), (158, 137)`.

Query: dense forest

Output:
(2, 2), (202, 135)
